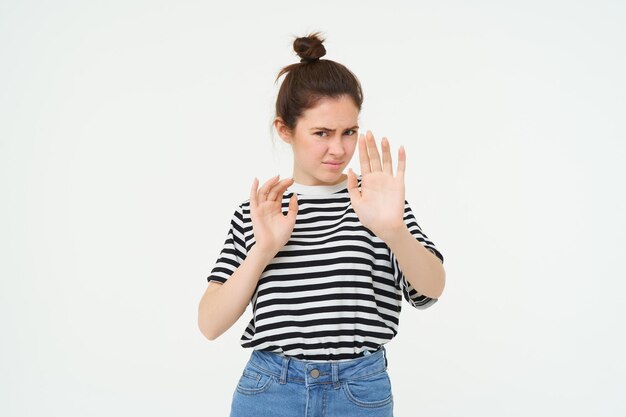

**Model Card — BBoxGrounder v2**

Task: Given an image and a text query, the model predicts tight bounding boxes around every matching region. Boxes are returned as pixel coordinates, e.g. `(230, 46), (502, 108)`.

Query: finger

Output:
(397, 145), (406, 180)
(258, 174), (281, 203)
(366, 130), (383, 172)
(358, 133), (371, 174)
(267, 177), (294, 202)
(381, 137), (393, 176)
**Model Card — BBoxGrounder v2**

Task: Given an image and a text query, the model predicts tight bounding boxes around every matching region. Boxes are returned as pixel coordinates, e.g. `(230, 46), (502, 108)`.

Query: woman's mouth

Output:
(323, 162), (343, 170)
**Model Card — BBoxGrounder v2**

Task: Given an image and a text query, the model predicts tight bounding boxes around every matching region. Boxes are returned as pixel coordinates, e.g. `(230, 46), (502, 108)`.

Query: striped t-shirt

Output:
(206, 173), (444, 361)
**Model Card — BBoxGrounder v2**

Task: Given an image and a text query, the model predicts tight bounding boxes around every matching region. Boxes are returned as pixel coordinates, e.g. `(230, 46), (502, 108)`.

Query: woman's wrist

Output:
(248, 243), (278, 265)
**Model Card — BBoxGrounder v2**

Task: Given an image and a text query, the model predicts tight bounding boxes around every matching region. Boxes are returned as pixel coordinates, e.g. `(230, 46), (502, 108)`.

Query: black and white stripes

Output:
(207, 174), (444, 361)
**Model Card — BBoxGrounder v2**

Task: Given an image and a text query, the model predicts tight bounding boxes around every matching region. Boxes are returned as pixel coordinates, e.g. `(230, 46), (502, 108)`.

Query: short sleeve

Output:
(389, 199), (444, 310)
(207, 203), (248, 284)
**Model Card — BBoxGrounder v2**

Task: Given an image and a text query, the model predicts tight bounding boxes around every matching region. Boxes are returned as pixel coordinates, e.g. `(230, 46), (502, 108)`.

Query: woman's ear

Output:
(274, 117), (293, 144)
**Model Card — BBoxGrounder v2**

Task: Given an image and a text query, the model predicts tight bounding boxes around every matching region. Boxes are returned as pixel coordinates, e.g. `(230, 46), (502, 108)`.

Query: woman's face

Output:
(276, 94), (360, 186)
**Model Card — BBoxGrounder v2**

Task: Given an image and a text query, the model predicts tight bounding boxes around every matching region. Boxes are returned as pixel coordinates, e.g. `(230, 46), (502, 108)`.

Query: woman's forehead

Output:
(299, 97), (359, 126)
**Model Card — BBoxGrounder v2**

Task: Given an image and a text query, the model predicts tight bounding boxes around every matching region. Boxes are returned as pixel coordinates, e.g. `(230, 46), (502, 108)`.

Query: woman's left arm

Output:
(346, 130), (446, 299)
(384, 227), (446, 299)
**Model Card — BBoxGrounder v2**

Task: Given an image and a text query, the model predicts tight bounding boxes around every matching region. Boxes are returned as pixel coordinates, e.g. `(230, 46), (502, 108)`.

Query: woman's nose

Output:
(327, 134), (345, 154)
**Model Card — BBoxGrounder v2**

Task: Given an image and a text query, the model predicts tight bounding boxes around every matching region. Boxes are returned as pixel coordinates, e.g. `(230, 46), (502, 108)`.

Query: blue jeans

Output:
(229, 346), (394, 417)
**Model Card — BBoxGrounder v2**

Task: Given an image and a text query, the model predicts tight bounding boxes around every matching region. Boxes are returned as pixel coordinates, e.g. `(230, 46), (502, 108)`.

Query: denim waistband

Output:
(245, 346), (389, 388)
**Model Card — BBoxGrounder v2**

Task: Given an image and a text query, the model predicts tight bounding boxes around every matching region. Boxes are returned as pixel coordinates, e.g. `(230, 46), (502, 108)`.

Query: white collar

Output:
(287, 176), (352, 195)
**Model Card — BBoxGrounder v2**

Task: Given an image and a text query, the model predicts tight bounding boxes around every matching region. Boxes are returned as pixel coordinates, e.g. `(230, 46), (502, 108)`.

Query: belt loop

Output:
(332, 362), (340, 389)
(280, 356), (290, 384)
(382, 345), (388, 369)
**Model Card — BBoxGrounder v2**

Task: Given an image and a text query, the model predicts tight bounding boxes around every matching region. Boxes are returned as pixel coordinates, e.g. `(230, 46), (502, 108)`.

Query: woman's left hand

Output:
(346, 130), (407, 242)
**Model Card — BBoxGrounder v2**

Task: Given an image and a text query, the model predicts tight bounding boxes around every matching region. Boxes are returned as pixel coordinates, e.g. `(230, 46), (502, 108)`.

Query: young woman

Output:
(198, 31), (446, 417)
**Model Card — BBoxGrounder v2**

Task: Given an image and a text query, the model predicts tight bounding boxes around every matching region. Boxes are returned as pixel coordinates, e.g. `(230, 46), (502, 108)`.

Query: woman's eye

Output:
(315, 130), (356, 137)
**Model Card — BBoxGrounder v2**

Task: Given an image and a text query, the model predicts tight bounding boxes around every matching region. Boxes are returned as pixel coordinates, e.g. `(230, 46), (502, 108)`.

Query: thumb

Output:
(346, 168), (361, 204)
(287, 193), (299, 220)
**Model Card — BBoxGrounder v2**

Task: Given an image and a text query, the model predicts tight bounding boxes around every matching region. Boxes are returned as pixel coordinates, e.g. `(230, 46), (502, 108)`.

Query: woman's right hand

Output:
(249, 174), (299, 256)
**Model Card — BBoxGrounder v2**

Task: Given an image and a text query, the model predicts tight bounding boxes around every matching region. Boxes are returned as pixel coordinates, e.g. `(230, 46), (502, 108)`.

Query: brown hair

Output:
(273, 31), (364, 133)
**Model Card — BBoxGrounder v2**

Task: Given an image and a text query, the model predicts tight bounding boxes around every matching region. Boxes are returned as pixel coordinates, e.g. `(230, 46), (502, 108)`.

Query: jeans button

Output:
(310, 368), (320, 378)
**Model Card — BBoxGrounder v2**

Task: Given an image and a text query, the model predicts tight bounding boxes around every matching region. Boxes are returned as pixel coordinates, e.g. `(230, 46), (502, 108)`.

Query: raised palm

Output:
(249, 175), (298, 255)
(347, 130), (407, 242)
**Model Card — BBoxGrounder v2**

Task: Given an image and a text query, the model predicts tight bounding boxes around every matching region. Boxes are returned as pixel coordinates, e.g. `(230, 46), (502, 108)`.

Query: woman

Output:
(198, 31), (446, 417)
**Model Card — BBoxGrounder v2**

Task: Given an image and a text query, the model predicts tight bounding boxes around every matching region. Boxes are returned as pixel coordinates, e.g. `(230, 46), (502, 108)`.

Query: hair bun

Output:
(294, 31), (326, 63)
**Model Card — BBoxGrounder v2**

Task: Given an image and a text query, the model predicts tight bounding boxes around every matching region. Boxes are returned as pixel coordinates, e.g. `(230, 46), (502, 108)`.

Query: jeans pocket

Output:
(342, 370), (393, 408)
(235, 363), (275, 395)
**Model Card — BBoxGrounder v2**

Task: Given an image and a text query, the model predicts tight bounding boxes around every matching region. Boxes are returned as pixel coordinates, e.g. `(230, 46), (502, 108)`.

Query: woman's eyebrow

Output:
(310, 125), (359, 131)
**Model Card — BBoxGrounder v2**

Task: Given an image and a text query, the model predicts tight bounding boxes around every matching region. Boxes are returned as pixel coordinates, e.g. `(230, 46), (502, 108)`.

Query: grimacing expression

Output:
(279, 95), (360, 185)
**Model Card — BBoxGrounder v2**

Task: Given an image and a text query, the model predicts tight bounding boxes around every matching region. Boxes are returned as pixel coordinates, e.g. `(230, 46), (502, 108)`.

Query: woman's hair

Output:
(274, 31), (364, 132)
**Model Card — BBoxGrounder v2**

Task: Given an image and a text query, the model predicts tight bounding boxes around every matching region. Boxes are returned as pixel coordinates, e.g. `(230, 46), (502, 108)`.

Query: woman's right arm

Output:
(198, 174), (298, 341)
(197, 244), (276, 341)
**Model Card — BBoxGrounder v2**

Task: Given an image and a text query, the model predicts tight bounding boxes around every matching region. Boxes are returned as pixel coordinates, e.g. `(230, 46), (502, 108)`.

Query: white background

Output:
(1, 1), (625, 416)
